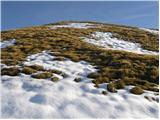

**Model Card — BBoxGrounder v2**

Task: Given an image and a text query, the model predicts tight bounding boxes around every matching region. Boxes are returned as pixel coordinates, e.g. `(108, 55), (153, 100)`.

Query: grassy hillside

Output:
(1, 21), (159, 94)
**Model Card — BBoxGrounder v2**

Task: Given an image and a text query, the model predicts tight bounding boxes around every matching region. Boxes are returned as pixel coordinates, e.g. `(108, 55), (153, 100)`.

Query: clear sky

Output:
(1, 1), (159, 31)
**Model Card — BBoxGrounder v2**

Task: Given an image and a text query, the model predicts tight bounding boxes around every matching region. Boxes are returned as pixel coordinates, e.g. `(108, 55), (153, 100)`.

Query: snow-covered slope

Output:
(139, 28), (159, 34)
(24, 51), (96, 78)
(1, 22), (159, 118)
(0, 39), (16, 48)
(50, 23), (96, 29)
(82, 32), (158, 55)
(1, 51), (159, 118)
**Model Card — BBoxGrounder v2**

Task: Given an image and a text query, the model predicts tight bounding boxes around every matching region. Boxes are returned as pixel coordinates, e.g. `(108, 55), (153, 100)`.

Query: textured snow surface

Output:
(50, 23), (95, 29)
(24, 51), (96, 77)
(0, 39), (16, 48)
(82, 32), (158, 55)
(1, 52), (159, 118)
(140, 28), (159, 34)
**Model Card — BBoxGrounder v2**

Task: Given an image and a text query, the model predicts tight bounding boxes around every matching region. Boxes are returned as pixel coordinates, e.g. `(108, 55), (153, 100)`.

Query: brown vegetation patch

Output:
(1, 21), (159, 94)
(130, 86), (144, 95)
(31, 72), (53, 79)
(1, 67), (21, 76)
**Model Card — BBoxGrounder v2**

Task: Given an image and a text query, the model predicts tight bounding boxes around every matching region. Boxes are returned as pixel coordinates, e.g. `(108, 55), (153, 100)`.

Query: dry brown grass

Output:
(1, 21), (159, 93)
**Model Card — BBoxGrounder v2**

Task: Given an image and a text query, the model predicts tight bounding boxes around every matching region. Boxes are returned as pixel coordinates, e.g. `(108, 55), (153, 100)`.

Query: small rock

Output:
(51, 77), (59, 82)
(102, 91), (107, 95)
(74, 77), (81, 82)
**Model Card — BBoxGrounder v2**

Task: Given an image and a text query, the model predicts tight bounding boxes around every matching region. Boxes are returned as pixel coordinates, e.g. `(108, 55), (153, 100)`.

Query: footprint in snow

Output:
(29, 94), (47, 105)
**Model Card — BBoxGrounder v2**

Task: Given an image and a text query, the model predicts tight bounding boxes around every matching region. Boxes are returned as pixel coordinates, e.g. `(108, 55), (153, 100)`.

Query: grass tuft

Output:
(21, 66), (37, 74)
(1, 67), (20, 76)
(51, 77), (59, 82)
(107, 82), (117, 93)
(130, 86), (144, 95)
(31, 72), (53, 79)
(29, 65), (44, 71)
(114, 80), (125, 89)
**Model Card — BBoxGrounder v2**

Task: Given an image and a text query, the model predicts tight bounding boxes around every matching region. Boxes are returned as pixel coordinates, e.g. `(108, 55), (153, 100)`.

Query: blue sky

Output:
(1, 1), (159, 30)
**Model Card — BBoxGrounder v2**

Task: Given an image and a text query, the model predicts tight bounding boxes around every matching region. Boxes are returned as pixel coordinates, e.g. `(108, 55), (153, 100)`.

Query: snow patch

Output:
(50, 23), (95, 29)
(1, 75), (159, 118)
(24, 51), (96, 77)
(139, 28), (159, 34)
(0, 39), (16, 48)
(82, 32), (158, 55)
(1, 51), (159, 118)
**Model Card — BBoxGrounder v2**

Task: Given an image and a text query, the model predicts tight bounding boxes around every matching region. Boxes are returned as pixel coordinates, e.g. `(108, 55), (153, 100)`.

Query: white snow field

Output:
(82, 32), (159, 55)
(50, 23), (96, 29)
(1, 51), (159, 118)
(139, 28), (159, 34)
(0, 39), (16, 48)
